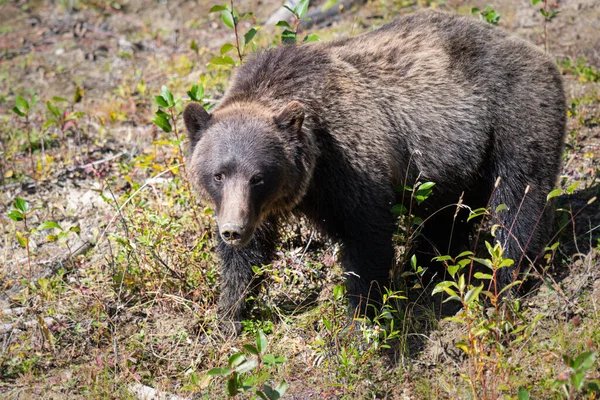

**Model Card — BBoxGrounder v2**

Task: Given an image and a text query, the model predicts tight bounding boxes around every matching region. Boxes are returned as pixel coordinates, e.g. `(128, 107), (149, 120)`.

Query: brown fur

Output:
(184, 11), (566, 332)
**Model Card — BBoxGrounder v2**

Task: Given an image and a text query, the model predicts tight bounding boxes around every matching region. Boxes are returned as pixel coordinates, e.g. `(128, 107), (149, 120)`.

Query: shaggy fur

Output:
(184, 11), (566, 329)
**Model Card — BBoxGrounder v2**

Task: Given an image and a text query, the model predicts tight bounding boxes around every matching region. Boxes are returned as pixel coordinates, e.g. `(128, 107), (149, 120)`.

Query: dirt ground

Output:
(1, 0), (599, 398)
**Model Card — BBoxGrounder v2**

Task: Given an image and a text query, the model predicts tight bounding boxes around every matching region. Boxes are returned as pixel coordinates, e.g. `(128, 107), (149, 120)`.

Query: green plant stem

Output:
(25, 115), (36, 179)
(23, 215), (32, 297)
(293, 14), (300, 41)
(544, 0), (548, 52)
(230, 0), (243, 62)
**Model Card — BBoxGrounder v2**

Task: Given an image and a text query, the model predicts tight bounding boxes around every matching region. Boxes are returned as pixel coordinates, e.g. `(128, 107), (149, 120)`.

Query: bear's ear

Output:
(274, 101), (305, 133)
(183, 102), (212, 150)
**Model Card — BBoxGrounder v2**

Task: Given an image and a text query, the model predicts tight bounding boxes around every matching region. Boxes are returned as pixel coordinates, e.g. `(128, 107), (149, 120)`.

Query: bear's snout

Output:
(220, 223), (244, 245)
(219, 222), (254, 247)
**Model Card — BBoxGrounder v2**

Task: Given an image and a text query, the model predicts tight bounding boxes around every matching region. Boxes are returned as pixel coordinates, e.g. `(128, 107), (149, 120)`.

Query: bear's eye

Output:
(214, 174), (223, 182)
(250, 175), (263, 185)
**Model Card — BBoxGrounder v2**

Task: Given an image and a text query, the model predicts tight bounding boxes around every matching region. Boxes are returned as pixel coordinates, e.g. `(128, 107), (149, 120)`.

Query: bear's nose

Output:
(220, 223), (244, 243)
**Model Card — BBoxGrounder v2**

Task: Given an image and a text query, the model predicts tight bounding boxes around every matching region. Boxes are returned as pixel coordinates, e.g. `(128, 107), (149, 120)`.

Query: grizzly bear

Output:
(184, 11), (566, 331)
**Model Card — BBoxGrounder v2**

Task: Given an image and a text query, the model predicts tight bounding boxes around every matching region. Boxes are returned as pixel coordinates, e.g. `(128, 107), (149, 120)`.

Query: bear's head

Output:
(184, 101), (317, 248)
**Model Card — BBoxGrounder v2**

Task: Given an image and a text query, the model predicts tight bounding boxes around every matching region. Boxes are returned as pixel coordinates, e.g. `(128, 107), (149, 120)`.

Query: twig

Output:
(128, 383), (187, 400)
(0, 316), (56, 335)
(77, 151), (126, 170)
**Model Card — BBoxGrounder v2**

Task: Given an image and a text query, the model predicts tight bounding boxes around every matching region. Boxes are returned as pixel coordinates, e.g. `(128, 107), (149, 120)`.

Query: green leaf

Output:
(226, 374), (239, 396)
(42, 119), (56, 130)
(152, 114), (172, 133)
(263, 381), (288, 400)
(190, 39), (199, 53)
(256, 391), (269, 400)
(454, 341), (470, 355)
(187, 84), (205, 102)
(275, 20), (291, 28)
(566, 182), (579, 195)
(432, 281), (458, 297)
(573, 351), (596, 371)
(457, 250), (474, 259)
(46, 101), (61, 118)
(432, 255), (452, 262)
(303, 33), (320, 42)
(243, 28), (258, 46)
(473, 272), (493, 280)
(467, 207), (487, 221)
(499, 280), (522, 296)
(585, 380), (600, 392)
(256, 330), (267, 354)
(472, 257), (493, 270)
(14, 198), (28, 213)
(7, 210), (24, 222)
(281, 29), (296, 45)
(30, 93), (39, 108)
(448, 264), (459, 278)
(16, 232), (28, 248)
(160, 85), (175, 107)
(499, 258), (514, 268)
(209, 55), (236, 66)
(242, 344), (259, 355)
(222, 10), (235, 28)
(16, 95), (30, 112)
(12, 106), (26, 117)
(547, 188), (563, 201)
(220, 43), (235, 55)
(531, 0), (542, 4)
(154, 95), (169, 108)
(391, 204), (407, 216)
(228, 353), (246, 368)
(464, 284), (483, 304)
(235, 358), (258, 373)
(572, 371), (585, 390)
(51, 96), (68, 103)
(155, 109), (170, 119)
(38, 221), (61, 231)
(282, 5), (296, 14)
(207, 367), (232, 376)
(262, 353), (276, 365)
(294, 0), (309, 18)
(74, 85), (85, 103)
(495, 203), (507, 213)
(209, 5), (228, 13)
(418, 181), (436, 191)
(471, 7), (480, 14)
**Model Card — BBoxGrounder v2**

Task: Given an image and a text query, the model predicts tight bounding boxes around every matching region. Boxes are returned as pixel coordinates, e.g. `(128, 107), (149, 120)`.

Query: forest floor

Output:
(0, 0), (599, 398)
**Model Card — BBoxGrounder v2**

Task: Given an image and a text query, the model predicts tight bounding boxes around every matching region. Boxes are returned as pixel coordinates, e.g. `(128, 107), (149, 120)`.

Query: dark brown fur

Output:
(184, 11), (566, 332)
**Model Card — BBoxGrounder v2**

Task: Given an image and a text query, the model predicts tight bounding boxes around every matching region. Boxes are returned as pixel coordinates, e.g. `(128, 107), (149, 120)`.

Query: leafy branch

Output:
(276, 0), (319, 44)
(209, 0), (258, 65)
(532, 0), (559, 52)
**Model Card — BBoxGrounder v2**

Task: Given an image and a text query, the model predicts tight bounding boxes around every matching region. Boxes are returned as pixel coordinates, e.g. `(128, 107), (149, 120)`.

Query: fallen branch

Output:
(128, 383), (187, 400)
(77, 151), (127, 170)
(0, 151), (128, 192)
(0, 316), (56, 335)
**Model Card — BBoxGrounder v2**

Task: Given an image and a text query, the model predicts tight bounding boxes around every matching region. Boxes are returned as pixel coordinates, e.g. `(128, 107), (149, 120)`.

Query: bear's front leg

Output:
(215, 217), (279, 334)
(340, 232), (395, 319)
